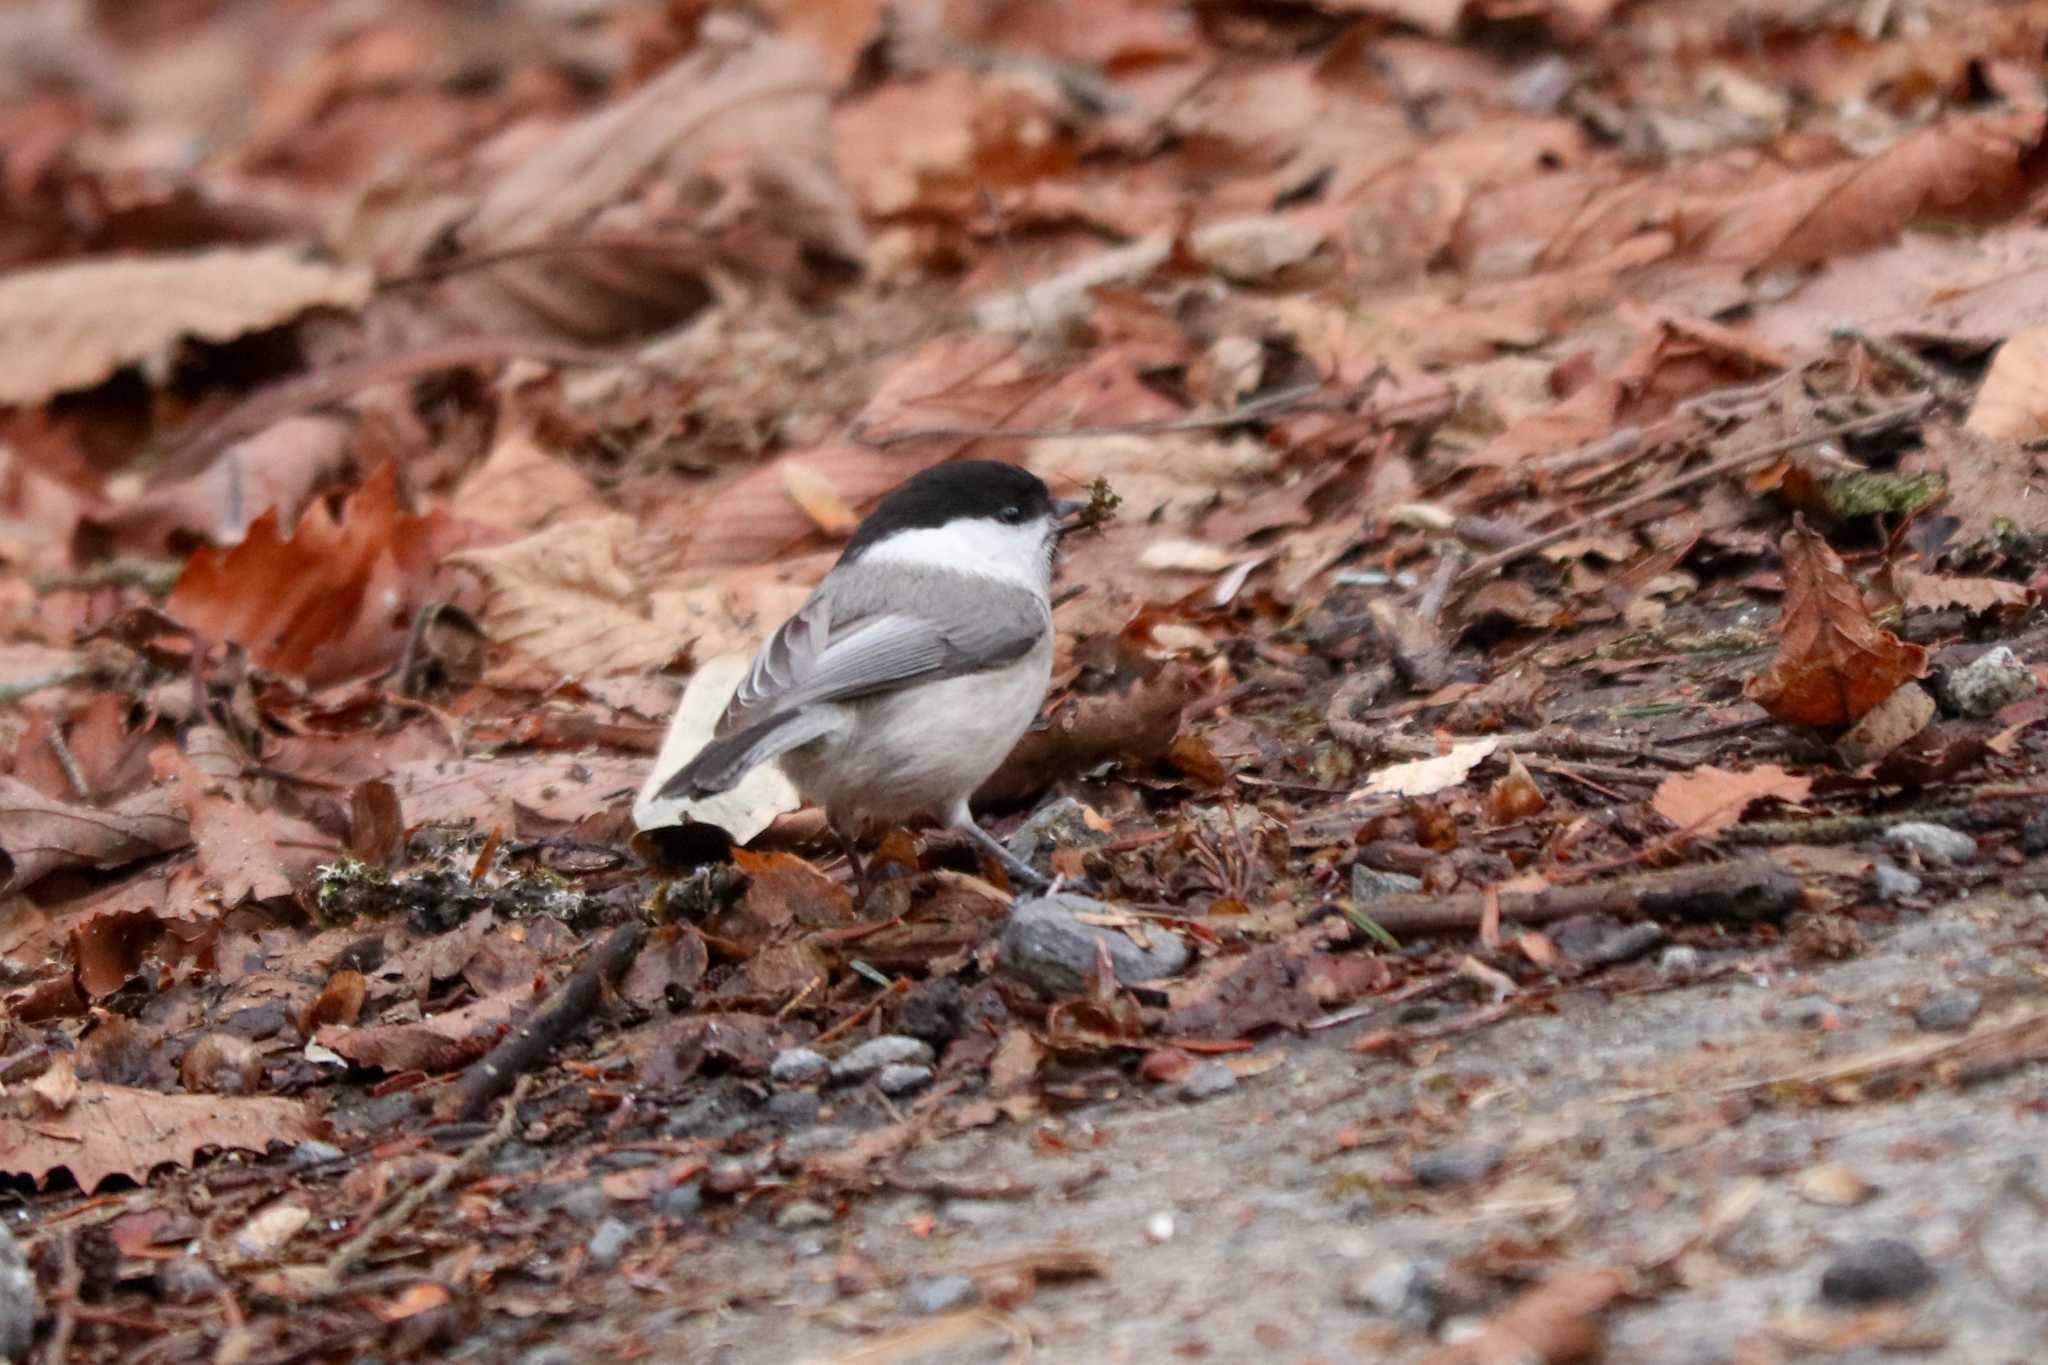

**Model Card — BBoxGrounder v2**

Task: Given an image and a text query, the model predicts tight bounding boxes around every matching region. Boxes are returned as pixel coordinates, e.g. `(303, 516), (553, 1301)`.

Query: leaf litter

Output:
(3, 0), (2048, 1360)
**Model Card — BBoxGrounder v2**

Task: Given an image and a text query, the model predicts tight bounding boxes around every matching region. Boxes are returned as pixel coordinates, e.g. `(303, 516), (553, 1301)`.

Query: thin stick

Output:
(42, 1227), (79, 1365)
(1455, 397), (1932, 586)
(320, 1076), (532, 1289)
(853, 382), (1327, 448)
(0, 667), (89, 705)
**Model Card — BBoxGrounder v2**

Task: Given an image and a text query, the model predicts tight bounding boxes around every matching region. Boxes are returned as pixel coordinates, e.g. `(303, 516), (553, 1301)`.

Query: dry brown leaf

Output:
(1422, 1266), (1630, 1365)
(1694, 110), (2047, 274)
(0, 776), (190, 895)
(0, 246), (370, 406)
(389, 752), (648, 835)
(0, 1081), (320, 1192)
(167, 463), (481, 686)
(397, 29), (864, 340)
(1966, 325), (2048, 440)
(1918, 426), (2048, 556)
(315, 985), (534, 1074)
(1745, 517), (1929, 729)
(446, 514), (679, 681)
(449, 426), (610, 534)
(1889, 566), (2032, 617)
(89, 416), (353, 556)
(1652, 764), (1813, 839)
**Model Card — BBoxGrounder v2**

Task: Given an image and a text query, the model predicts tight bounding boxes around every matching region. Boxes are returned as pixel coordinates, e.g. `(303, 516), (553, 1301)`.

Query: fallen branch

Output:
(1326, 711), (1699, 773)
(1455, 397), (1933, 586)
(1353, 860), (1801, 938)
(322, 1076), (531, 1290)
(439, 922), (646, 1122)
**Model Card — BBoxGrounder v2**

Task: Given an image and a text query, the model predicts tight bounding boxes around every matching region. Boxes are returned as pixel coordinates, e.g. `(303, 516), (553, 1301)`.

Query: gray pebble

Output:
(1867, 863), (1922, 901)
(778, 1126), (853, 1165)
(651, 1181), (703, 1219)
(518, 1349), (579, 1365)
(764, 1090), (822, 1127)
(770, 1047), (829, 1085)
(877, 1063), (933, 1096)
(289, 1139), (344, 1169)
(1176, 1061), (1238, 1102)
(1006, 796), (1113, 864)
(774, 1200), (834, 1229)
(831, 1035), (933, 1082)
(1342, 1254), (1443, 1330)
(154, 1255), (225, 1304)
(585, 1217), (633, 1268)
(1914, 989), (1982, 1033)
(1785, 994), (1844, 1030)
(1819, 1237), (1935, 1304)
(664, 1092), (753, 1140)
(552, 1181), (609, 1222)
(1352, 865), (1424, 901)
(1938, 646), (2038, 718)
(998, 894), (1191, 997)
(1410, 1145), (1502, 1188)
(904, 1274), (978, 1315)
(1658, 945), (1702, 976)
(0, 1225), (35, 1360)
(1885, 822), (1977, 867)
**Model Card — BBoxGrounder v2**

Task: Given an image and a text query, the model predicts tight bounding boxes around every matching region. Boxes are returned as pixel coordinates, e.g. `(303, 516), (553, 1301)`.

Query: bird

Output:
(654, 460), (1083, 890)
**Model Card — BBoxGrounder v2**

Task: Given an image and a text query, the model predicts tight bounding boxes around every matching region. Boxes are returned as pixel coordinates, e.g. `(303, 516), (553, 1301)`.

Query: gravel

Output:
(904, 1274), (978, 1315)
(1, 1224), (37, 1359)
(1818, 1237), (1936, 1304)
(1410, 1145), (1503, 1188)
(876, 1063), (933, 1096)
(1341, 1254), (1444, 1330)
(998, 894), (1191, 997)
(1176, 1061), (1238, 1102)
(830, 1035), (934, 1082)
(1867, 863), (1923, 901)
(1914, 989), (1982, 1033)
(769, 1047), (829, 1084)
(1937, 646), (2038, 718)
(1884, 822), (1978, 867)
(1352, 865), (1424, 901)
(1005, 796), (1113, 864)
(586, 1218), (633, 1268)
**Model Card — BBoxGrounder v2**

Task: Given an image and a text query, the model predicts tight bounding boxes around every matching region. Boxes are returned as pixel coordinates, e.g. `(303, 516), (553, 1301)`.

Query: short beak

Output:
(1053, 497), (1087, 534)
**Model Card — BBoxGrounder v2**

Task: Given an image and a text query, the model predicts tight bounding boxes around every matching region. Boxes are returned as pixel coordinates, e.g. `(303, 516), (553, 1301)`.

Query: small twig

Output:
(43, 1226), (79, 1365)
(0, 667), (89, 705)
(853, 382), (1327, 448)
(1455, 396), (1933, 585)
(1833, 324), (1952, 395)
(1351, 861), (1802, 937)
(1337, 724), (1698, 773)
(45, 728), (90, 803)
(31, 558), (182, 596)
(321, 1077), (531, 1289)
(440, 922), (646, 1121)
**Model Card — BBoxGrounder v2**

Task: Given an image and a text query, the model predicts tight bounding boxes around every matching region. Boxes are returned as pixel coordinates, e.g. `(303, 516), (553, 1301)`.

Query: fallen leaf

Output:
(1745, 517), (1929, 729)
(167, 463), (480, 686)
(1888, 567), (2032, 617)
(1966, 325), (2048, 440)
(0, 246), (371, 406)
(232, 1202), (312, 1260)
(1422, 1265), (1631, 1365)
(0, 1082), (320, 1192)
(446, 514), (679, 681)
(0, 776), (190, 895)
(1794, 1163), (1875, 1207)
(1651, 764), (1814, 839)
(1356, 738), (1500, 799)
(635, 653), (801, 842)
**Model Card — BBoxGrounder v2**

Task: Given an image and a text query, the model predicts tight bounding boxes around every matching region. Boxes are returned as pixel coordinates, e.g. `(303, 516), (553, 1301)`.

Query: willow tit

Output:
(655, 460), (1082, 889)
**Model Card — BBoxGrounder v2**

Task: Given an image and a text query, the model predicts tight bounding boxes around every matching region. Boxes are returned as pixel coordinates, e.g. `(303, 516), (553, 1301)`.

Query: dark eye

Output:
(999, 505), (1025, 524)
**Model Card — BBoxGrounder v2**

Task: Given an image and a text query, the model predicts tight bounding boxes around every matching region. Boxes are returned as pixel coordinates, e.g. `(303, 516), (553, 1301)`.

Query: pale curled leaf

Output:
(1355, 738), (1500, 799)
(634, 653), (800, 842)
(1967, 325), (2048, 440)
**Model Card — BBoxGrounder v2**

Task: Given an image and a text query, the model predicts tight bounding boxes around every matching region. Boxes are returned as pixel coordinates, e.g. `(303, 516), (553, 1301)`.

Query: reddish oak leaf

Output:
(167, 463), (480, 686)
(1746, 517), (1928, 729)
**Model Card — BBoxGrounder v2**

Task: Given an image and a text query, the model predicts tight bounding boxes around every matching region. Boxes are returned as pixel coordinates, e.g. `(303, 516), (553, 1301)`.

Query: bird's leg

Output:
(829, 815), (868, 900)
(946, 803), (1054, 894)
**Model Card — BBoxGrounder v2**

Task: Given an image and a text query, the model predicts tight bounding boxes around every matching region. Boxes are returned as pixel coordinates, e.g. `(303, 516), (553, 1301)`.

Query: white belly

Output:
(779, 641), (1052, 830)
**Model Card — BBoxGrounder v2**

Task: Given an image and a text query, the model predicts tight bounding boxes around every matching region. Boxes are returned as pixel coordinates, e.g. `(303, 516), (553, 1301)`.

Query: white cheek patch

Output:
(859, 517), (1055, 590)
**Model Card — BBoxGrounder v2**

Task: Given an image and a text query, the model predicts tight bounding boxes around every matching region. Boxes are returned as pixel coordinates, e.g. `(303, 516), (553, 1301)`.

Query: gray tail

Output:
(654, 710), (831, 801)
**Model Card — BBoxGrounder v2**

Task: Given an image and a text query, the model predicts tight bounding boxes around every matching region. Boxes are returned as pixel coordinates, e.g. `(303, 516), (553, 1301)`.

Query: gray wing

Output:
(718, 582), (1044, 737)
